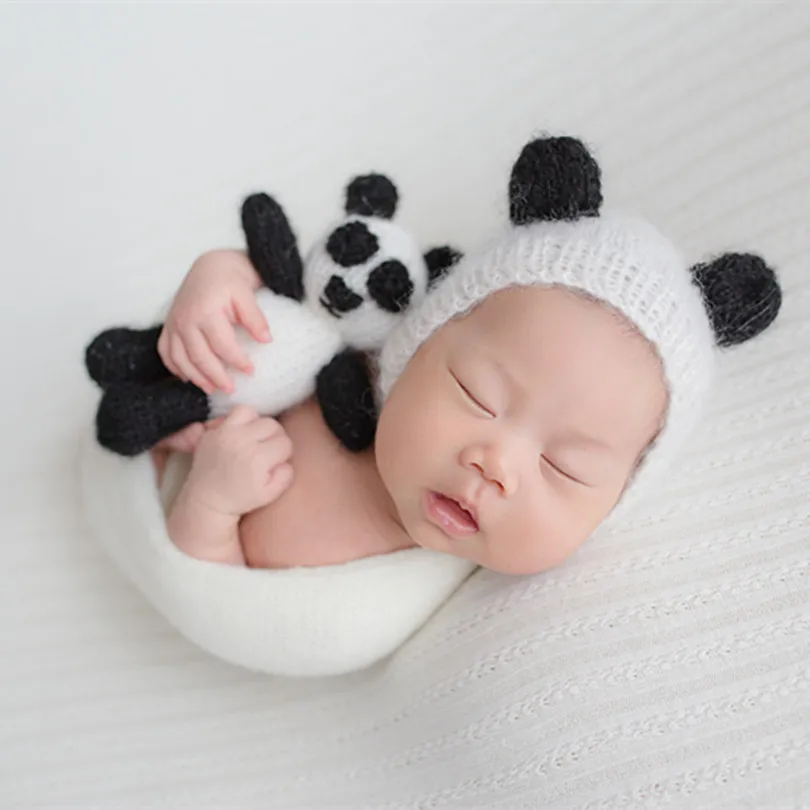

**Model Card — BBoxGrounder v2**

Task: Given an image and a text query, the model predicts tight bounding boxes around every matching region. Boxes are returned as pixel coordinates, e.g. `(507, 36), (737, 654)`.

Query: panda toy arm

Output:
(315, 349), (378, 453)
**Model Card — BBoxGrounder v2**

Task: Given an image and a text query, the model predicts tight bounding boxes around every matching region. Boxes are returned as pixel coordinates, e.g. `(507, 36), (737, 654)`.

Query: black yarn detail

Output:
(316, 349), (378, 452)
(691, 252), (782, 347)
(367, 259), (414, 313)
(509, 135), (602, 225)
(85, 325), (168, 388)
(241, 192), (304, 301)
(345, 174), (398, 220)
(320, 275), (364, 316)
(423, 245), (463, 288)
(95, 380), (210, 456)
(326, 221), (379, 267)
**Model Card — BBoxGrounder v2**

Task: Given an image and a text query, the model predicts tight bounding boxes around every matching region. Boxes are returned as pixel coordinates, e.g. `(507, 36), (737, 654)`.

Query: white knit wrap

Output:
(378, 214), (717, 520)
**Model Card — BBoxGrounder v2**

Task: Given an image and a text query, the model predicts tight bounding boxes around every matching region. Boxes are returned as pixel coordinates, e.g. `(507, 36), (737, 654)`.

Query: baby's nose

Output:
(460, 444), (517, 497)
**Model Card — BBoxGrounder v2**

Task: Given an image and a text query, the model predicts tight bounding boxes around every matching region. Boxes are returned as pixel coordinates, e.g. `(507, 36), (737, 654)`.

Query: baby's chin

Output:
(411, 521), (582, 575)
(399, 506), (463, 556)
(398, 495), (501, 568)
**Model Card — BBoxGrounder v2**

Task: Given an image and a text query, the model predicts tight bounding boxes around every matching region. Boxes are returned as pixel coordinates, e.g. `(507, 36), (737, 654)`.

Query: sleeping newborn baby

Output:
(154, 136), (780, 575)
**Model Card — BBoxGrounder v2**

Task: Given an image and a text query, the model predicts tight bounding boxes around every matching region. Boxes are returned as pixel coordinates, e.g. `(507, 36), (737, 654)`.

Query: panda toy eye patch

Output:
(367, 259), (414, 313)
(326, 221), (379, 267)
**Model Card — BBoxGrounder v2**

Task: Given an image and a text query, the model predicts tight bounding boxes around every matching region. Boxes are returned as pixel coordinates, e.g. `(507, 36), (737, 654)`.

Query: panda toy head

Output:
(303, 174), (444, 352)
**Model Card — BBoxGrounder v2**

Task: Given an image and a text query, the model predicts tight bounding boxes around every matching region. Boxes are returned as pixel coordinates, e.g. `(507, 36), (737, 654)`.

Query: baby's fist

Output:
(186, 405), (293, 517)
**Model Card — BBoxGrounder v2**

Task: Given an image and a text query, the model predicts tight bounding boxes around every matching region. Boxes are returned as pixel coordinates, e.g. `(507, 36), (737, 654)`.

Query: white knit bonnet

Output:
(377, 136), (781, 519)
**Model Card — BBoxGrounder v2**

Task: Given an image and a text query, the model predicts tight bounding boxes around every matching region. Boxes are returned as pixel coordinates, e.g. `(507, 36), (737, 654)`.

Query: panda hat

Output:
(377, 136), (782, 519)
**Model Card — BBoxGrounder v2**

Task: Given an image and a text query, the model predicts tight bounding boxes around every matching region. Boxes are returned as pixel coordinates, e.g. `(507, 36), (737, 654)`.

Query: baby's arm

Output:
(166, 406), (293, 565)
(238, 398), (414, 569)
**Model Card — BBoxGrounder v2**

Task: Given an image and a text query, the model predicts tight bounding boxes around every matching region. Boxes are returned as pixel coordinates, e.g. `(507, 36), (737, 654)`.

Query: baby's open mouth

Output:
(425, 491), (479, 538)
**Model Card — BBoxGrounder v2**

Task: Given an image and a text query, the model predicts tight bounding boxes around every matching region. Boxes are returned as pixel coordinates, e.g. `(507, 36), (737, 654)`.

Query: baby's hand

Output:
(158, 250), (271, 395)
(185, 406), (294, 517)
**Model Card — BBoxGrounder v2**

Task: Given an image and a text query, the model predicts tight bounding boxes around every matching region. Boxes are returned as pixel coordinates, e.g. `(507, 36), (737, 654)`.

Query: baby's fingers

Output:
(234, 289), (271, 343)
(203, 315), (254, 375)
(259, 430), (294, 466)
(185, 330), (234, 394)
(157, 327), (177, 377)
(170, 335), (216, 395)
(244, 416), (285, 443)
(262, 461), (294, 503)
(224, 404), (259, 426)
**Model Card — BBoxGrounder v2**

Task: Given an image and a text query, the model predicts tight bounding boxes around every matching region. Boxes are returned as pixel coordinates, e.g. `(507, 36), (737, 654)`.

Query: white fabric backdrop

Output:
(1, 3), (808, 807)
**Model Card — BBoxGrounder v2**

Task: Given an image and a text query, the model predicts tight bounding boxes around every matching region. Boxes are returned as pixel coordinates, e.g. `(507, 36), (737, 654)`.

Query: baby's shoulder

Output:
(239, 398), (413, 568)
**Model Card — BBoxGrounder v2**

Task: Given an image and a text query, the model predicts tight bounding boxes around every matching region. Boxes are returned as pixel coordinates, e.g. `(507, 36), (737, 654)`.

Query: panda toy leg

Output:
(85, 325), (169, 388)
(96, 379), (210, 456)
(89, 292), (344, 456)
(316, 349), (378, 453)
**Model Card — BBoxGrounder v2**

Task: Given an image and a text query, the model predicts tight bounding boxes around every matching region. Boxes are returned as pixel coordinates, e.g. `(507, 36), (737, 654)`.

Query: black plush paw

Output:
(316, 349), (377, 453)
(95, 380), (210, 456)
(509, 135), (602, 225)
(85, 325), (167, 388)
(691, 253), (782, 347)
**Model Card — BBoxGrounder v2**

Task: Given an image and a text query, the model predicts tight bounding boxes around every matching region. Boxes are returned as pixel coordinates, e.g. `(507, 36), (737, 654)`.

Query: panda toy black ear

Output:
(345, 174), (399, 220)
(509, 136), (602, 225)
(423, 245), (463, 288)
(691, 253), (782, 347)
(241, 192), (305, 301)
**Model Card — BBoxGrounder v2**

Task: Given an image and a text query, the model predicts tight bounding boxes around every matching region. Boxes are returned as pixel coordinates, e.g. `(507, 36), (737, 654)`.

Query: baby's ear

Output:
(690, 252), (782, 347)
(345, 174), (399, 219)
(509, 135), (602, 225)
(424, 245), (463, 289)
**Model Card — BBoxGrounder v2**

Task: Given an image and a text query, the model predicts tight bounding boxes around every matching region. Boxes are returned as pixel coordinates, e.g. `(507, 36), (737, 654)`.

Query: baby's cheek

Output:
(380, 392), (447, 471)
(516, 511), (570, 574)
(495, 495), (593, 575)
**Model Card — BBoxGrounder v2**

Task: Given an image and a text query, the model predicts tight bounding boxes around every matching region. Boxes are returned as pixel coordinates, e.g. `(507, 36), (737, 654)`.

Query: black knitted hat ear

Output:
(509, 135), (602, 225)
(690, 253), (782, 347)
(345, 174), (399, 220)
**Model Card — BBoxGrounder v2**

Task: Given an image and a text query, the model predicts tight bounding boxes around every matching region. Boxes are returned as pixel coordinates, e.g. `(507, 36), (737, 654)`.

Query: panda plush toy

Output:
(85, 174), (460, 456)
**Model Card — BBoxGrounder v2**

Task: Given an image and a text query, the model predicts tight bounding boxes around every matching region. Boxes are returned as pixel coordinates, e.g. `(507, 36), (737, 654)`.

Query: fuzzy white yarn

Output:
(78, 426), (475, 677)
(208, 291), (343, 418)
(378, 214), (717, 520)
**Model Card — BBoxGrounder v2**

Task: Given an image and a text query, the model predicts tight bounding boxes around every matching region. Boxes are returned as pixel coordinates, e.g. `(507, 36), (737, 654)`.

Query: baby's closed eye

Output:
(543, 440), (632, 491)
(540, 454), (589, 486)
(449, 368), (496, 418)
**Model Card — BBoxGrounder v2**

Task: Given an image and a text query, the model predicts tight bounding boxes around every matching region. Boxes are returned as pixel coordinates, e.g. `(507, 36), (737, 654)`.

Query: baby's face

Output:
(375, 285), (668, 575)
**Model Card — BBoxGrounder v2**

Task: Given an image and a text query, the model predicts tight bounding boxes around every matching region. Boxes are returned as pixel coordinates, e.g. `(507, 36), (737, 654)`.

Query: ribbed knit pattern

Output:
(2, 4), (808, 808)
